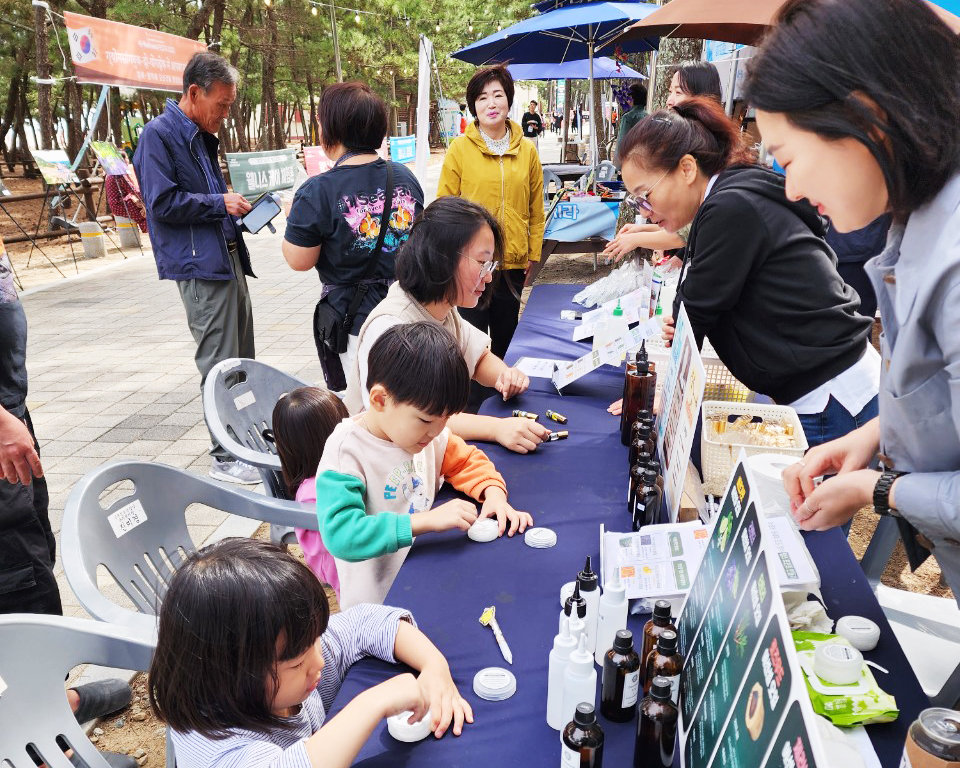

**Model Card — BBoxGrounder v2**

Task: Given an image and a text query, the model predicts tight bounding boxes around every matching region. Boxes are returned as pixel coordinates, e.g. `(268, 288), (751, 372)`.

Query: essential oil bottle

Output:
(634, 676), (678, 768)
(639, 601), (676, 688)
(601, 629), (642, 722)
(644, 629), (683, 703)
(562, 703), (605, 768)
(632, 469), (663, 531)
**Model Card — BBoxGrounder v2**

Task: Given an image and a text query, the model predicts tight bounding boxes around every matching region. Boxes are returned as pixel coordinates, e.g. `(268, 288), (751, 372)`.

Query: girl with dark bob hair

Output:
(149, 538), (472, 767)
(749, 0), (960, 601)
(343, 196), (550, 454)
(273, 386), (349, 599)
(618, 98), (877, 448)
(282, 82), (425, 391)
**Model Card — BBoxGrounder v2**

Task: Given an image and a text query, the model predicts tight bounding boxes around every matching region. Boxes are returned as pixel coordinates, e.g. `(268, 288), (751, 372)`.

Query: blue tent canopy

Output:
(453, 1), (659, 66)
(508, 57), (646, 81)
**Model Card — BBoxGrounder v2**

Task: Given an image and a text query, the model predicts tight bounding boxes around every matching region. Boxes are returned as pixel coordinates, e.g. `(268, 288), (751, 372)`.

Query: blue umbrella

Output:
(454, 1), (659, 66)
(454, 0), (659, 166)
(508, 57), (646, 81)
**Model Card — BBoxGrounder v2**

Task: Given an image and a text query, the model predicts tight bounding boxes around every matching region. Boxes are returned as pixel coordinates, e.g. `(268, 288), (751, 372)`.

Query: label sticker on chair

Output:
(234, 391), (256, 410)
(107, 499), (148, 539)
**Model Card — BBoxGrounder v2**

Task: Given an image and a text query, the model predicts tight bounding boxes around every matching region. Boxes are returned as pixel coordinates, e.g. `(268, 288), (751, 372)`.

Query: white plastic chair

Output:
(62, 460), (318, 634)
(0, 613), (155, 768)
(202, 358), (312, 544)
(876, 583), (960, 707)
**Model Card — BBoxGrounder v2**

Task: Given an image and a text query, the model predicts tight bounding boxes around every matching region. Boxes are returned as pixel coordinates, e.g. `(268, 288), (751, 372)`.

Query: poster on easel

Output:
(677, 452), (830, 768)
(90, 142), (129, 176)
(31, 150), (81, 185)
(655, 303), (707, 522)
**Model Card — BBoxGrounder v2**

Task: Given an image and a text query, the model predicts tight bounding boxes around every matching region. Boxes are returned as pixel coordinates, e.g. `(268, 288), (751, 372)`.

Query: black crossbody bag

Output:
(312, 160), (395, 357)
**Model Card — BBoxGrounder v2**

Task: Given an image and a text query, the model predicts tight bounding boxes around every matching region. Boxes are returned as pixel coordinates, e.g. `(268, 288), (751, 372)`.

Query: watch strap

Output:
(873, 470), (906, 517)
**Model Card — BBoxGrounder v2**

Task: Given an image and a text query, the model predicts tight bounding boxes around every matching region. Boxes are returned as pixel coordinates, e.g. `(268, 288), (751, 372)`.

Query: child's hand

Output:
(411, 500), (478, 535)
(494, 367), (529, 400)
(377, 672), (428, 722)
(480, 487), (533, 536)
(417, 661), (474, 738)
(494, 416), (550, 454)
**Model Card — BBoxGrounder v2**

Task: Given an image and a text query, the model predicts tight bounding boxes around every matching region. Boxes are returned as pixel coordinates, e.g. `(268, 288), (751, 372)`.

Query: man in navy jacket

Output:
(134, 51), (259, 484)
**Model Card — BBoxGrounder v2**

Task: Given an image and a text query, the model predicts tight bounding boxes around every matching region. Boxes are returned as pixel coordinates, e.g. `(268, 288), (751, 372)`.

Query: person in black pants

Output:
(0, 243), (134, 766)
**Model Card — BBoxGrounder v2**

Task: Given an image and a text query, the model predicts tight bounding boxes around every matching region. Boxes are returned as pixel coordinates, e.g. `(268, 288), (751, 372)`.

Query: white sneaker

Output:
(209, 458), (261, 485)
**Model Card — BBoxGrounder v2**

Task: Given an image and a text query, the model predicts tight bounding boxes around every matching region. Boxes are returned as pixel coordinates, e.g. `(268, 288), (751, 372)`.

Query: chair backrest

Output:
(595, 160), (617, 182)
(62, 460), (319, 632)
(202, 358), (312, 498)
(542, 168), (563, 206)
(0, 614), (154, 768)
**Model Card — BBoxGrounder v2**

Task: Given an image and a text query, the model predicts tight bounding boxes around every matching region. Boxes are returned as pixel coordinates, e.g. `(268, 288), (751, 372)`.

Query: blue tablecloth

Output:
(544, 198), (619, 243)
(330, 284), (928, 768)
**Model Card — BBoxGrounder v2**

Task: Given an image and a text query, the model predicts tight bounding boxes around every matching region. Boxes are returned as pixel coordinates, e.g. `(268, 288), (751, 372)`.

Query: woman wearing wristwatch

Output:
(749, 0), (960, 600)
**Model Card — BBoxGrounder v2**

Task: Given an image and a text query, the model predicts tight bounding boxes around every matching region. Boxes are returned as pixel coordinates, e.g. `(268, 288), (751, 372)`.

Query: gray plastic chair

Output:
(595, 160), (617, 182)
(62, 460), (318, 634)
(0, 613), (155, 768)
(202, 357), (312, 543)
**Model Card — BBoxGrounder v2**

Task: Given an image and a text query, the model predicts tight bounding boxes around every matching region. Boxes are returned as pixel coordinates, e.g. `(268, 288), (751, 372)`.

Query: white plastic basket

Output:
(700, 401), (808, 497)
(640, 333), (753, 404)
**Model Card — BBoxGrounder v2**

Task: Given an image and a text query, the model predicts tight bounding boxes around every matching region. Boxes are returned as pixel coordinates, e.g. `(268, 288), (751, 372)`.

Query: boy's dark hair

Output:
(465, 64), (515, 119)
(621, 98), (756, 177)
(318, 81), (388, 153)
(149, 538), (330, 738)
(672, 61), (723, 102)
(366, 322), (469, 416)
(745, 0), (960, 221)
(395, 195), (503, 307)
(629, 83), (648, 106)
(273, 387), (348, 496)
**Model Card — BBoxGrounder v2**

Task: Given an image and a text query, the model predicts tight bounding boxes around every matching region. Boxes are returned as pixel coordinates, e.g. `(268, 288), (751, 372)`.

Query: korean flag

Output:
(68, 27), (98, 65)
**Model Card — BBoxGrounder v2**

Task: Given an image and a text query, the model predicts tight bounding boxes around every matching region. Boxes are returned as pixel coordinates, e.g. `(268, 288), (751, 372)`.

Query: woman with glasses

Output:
(620, 98), (878, 448)
(343, 197), (548, 454)
(602, 61), (724, 264)
(438, 64), (545, 360)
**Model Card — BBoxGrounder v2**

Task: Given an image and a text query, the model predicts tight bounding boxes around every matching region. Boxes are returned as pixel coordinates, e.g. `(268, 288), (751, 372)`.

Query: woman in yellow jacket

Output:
(438, 64), (545, 359)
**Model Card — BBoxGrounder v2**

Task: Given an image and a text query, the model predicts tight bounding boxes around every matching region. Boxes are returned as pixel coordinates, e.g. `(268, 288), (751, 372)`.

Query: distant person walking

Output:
(521, 100), (544, 150)
(134, 51), (259, 485)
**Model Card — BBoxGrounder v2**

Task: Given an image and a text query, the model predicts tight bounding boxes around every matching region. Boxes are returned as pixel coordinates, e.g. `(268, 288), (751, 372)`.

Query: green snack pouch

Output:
(792, 631), (899, 727)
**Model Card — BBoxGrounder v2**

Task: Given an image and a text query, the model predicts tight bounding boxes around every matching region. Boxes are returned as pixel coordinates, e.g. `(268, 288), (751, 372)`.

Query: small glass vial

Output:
(634, 676), (678, 768)
(601, 629), (641, 722)
(644, 629), (683, 703)
(562, 702), (605, 768)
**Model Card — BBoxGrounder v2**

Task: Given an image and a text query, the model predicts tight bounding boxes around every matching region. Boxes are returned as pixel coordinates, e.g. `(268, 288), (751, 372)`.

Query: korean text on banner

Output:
(226, 149), (301, 197)
(64, 11), (206, 91)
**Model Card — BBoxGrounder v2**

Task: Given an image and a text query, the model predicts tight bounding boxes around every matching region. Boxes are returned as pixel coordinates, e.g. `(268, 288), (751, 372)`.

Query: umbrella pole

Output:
(588, 38), (598, 192)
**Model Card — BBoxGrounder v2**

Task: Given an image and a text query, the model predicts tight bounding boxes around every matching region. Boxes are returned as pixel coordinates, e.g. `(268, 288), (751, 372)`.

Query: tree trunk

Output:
(64, 79), (84, 160)
(259, 5), (282, 150)
(306, 73), (317, 145)
(591, 76), (607, 161)
(561, 79), (572, 162)
(33, 6), (54, 150)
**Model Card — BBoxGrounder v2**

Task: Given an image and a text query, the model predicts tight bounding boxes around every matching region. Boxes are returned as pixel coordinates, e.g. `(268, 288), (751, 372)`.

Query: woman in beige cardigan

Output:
(345, 197), (549, 454)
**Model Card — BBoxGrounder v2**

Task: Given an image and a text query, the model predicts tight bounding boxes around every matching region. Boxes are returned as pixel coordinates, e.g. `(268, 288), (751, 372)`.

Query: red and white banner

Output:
(64, 12), (206, 92)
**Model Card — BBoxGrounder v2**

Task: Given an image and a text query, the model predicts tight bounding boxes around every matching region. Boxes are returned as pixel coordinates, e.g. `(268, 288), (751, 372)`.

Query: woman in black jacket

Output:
(619, 98), (878, 447)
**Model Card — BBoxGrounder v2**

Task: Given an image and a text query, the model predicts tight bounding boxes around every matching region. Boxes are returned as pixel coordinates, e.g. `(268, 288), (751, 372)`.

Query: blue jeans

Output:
(797, 394), (879, 450)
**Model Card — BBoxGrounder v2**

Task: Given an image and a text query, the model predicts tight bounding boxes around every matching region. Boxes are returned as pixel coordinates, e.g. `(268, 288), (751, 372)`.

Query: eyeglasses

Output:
(471, 257), (500, 277)
(626, 168), (671, 215)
